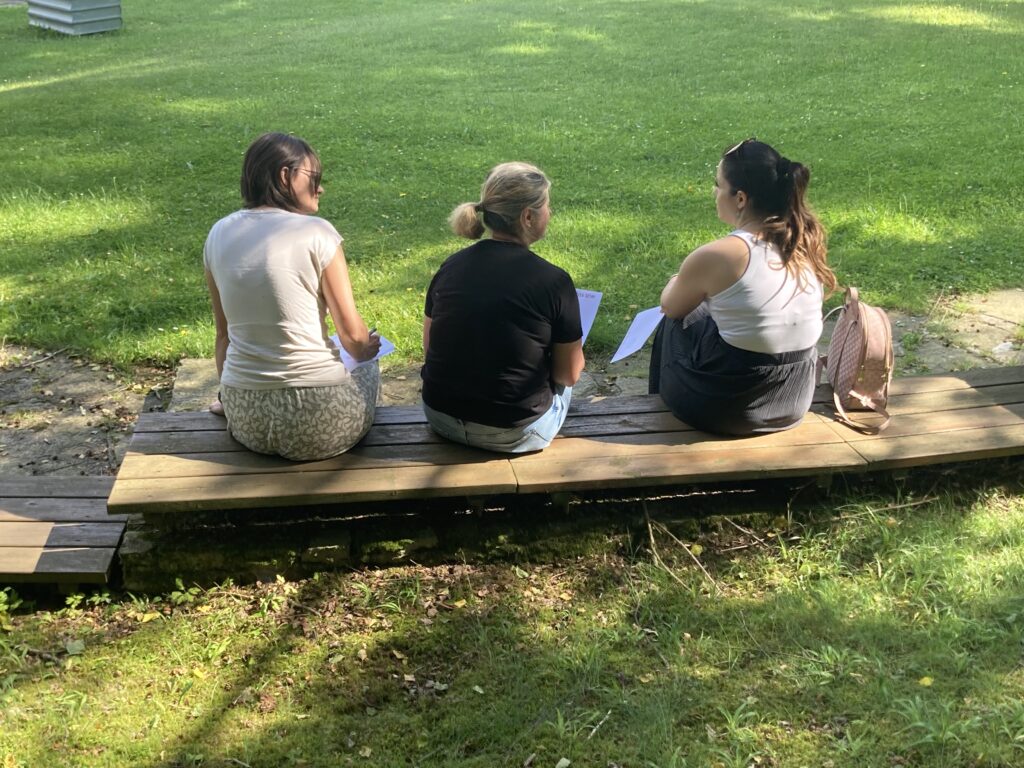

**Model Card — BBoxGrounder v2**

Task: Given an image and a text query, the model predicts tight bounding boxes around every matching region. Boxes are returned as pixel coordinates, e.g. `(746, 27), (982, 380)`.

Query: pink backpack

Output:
(821, 287), (894, 433)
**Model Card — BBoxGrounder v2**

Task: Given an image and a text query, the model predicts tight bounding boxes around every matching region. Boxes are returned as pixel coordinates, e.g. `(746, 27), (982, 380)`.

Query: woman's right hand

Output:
(352, 330), (382, 362)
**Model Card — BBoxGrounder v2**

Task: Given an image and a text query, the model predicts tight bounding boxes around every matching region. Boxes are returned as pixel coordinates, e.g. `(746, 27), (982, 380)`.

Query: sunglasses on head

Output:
(724, 136), (757, 158)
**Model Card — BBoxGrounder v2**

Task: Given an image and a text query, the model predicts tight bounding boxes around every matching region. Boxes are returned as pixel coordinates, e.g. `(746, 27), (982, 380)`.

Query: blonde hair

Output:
(449, 161), (551, 240)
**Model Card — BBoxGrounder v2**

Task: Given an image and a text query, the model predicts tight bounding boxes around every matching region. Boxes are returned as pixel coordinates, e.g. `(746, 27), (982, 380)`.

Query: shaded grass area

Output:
(1, 0), (1023, 366)
(3, 469), (1024, 766)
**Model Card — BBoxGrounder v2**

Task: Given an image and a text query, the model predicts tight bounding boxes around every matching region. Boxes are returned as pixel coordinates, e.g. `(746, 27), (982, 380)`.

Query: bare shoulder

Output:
(682, 235), (749, 277)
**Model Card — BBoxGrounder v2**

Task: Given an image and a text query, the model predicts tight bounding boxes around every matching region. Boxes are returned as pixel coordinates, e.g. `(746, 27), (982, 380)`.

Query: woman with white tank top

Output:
(649, 139), (837, 435)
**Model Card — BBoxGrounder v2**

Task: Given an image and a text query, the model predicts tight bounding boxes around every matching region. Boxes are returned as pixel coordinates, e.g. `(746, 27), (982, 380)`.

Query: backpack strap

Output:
(832, 389), (892, 435)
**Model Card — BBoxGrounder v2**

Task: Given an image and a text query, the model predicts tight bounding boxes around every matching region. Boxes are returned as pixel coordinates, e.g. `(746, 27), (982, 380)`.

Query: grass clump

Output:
(1, 0), (1023, 367)
(2, 473), (1024, 766)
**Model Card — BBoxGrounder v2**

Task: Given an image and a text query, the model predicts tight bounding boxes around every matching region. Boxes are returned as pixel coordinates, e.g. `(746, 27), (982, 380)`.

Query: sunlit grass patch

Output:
(861, 3), (1019, 32)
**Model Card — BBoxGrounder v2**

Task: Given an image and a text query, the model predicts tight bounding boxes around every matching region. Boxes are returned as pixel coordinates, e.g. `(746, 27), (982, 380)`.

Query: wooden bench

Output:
(1, 476), (126, 584)
(107, 366), (1024, 516)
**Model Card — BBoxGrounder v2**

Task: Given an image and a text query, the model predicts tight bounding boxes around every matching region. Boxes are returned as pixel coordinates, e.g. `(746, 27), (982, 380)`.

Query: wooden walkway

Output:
(0, 476), (125, 584)
(107, 366), (1024, 516)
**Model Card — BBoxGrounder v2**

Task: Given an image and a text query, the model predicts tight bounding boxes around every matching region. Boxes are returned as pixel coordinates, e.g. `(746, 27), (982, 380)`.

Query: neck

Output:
(490, 231), (528, 247)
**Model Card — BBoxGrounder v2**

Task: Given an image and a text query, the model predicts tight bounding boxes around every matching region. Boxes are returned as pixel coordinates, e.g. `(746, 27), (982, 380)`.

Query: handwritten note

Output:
(610, 306), (664, 363)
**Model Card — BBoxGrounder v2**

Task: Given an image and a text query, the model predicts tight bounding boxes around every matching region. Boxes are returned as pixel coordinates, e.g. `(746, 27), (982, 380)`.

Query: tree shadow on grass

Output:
(51, 467), (1013, 767)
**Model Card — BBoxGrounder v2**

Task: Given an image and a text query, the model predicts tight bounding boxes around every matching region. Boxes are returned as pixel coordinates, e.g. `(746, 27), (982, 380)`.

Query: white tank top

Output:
(708, 230), (823, 354)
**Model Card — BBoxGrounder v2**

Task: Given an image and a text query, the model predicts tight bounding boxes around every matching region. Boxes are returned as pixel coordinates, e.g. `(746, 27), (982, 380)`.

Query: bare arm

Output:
(551, 339), (585, 387)
(205, 269), (229, 379)
(660, 238), (748, 319)
(322, 245), (380, 361)
(422, 315), (432, 355)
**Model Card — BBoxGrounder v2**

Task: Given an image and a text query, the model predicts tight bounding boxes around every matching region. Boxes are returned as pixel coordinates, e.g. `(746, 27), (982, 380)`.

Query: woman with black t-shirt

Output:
(421, 162), (585, 453)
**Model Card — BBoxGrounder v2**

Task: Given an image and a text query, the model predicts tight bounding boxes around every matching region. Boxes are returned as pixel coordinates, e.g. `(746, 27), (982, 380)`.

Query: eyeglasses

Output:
(724, 136), (757, 158)
(292, 167), (322, 188)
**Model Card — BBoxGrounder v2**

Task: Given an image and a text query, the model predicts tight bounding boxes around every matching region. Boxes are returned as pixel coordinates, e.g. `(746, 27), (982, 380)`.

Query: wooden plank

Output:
(0, 497), (128, 523)
(812, 381), (1024, 422)
(569, 394), (668, 416)
(511, 443), (868, 494)
(0, 521), (124, 548)
(0, 546), (115, 583)
(371, 405), (428, 425)
(511, 419), (843, 465)
(134, 411), (226, 433)
(137, 404), (433, 432)
(951, 366), (1024, 388)
(559, 411), (690, 437)
(116, 441), (510, 479)
(847, 424), (1024, 470)
(107, 461), (519, 514)
(820, 403), (1024, 442)
(0, 476), (114, 498)
(129, 421), (449, 454)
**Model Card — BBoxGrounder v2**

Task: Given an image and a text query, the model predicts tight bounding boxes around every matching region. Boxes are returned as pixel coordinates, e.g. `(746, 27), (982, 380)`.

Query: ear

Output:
(278, 166), (292, 189)
(735, 189), (748, 210)
(520, 207), (534, 229)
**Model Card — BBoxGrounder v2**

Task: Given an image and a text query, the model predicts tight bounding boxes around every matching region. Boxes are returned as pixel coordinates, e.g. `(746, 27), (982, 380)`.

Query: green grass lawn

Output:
(3, 471), (1024, 766)
(1, 0), (1022, 367)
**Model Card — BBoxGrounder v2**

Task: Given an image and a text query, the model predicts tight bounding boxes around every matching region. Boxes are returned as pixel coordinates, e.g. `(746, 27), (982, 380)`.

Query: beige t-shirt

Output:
(203, 209), (350, 389)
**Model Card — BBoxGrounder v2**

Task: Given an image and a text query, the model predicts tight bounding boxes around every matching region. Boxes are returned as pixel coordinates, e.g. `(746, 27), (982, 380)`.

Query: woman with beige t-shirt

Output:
(203, 132), (380, 460)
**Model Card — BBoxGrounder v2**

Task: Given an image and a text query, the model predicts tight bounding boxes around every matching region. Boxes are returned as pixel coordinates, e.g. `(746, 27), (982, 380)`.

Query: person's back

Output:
(708, 230), (822, 355)
(650, 138), (836, 435)
(422, 239), (578, 427)
(206, 209), (347, 389)
(204, 132), (381, 461)
(421, 161), (584, 453)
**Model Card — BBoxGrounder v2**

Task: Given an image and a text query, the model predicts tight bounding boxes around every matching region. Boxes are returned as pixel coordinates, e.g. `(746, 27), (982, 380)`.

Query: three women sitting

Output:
(207, 135), (831, 460)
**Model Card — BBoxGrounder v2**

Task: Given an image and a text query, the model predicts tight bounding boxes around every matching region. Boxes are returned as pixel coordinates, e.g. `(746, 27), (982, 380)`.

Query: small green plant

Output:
(996, 699), (1024, 753)
(62, 593), (85, 613)
(896, 695), (983, 759)
(0, 587), (22, 631)
(170, 578), (202, 607)
(86, 591), (113, 607)
(708, 698), (765, 768)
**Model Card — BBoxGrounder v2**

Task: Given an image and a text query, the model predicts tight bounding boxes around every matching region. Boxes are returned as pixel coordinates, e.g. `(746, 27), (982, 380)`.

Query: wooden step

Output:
(0, 476), (122, 584)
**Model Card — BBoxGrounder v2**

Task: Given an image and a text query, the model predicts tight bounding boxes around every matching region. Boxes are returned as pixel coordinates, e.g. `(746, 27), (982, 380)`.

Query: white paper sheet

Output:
(610, 305), (664, 363)
(576, 288), (602, 344)
(330, 333), (396, 371)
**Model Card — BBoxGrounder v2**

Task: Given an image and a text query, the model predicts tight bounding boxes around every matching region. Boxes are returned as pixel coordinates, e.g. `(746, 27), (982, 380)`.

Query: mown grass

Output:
(1, 0), (1023, 367)
(3, 470), (1024, 766)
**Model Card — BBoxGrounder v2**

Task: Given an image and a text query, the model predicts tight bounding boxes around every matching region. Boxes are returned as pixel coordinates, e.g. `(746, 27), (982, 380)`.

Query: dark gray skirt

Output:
(648, 306), (817, 436)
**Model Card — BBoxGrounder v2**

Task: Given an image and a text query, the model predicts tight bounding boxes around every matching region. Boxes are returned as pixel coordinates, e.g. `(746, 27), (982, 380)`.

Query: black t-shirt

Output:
(421, 239), (582, 427)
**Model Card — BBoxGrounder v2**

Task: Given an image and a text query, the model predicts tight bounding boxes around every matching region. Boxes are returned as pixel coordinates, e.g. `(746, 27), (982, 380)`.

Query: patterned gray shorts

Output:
(221, 363), (379, 461)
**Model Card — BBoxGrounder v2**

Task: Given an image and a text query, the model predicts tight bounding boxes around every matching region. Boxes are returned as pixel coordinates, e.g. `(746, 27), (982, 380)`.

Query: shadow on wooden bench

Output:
(108, 366), (1024, 516)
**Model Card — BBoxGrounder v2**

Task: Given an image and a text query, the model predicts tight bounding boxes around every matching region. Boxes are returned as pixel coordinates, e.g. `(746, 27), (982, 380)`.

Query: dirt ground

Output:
(2, 290), (1022, 480)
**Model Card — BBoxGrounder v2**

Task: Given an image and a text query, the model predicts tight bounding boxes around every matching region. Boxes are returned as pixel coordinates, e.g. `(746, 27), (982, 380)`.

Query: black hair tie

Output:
(777, 157), (793, 178)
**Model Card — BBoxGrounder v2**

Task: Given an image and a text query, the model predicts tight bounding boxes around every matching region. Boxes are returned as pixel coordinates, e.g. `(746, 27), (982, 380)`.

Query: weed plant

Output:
(1, 0), (1023, 366)
(2, 473), (1024, 766)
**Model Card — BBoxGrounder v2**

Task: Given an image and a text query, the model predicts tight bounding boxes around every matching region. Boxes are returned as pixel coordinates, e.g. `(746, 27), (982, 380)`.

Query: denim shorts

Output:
(423, 386), (572, 454)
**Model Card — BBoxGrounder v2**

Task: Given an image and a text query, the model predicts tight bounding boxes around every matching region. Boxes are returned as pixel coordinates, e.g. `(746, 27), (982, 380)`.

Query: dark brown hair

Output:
(240, 132), (321, 212)
(720, 139), (836, 295)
